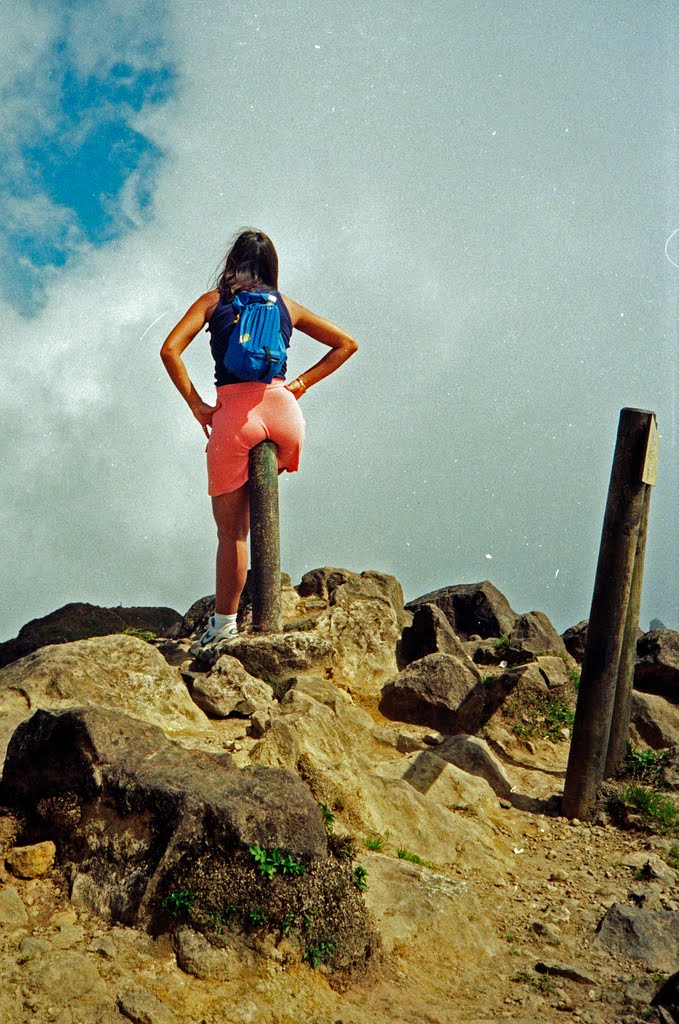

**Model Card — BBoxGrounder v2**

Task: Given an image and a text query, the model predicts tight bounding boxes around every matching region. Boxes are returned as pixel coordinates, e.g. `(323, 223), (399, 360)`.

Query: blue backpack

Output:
(224, 291), (287, 382)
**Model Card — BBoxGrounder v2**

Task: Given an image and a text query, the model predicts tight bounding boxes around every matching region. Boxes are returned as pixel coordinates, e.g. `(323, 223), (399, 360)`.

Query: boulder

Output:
(652, 970), (679, 1021)
(595, 902), (679, 972)
(0, 602), (181, 668)
(298, 568), (402, 695)
(396, 603), (480, 675)
(6, 840), (56, 879)
(630, 691), (679, 750)
(433, 734), (513, 798)
(2, 706), (328, 926)
(193, 631), (334, 684)
(507, 611), (571, 664)
(379, 653), (485, 734)
(190, 654), (273, 718)
(635, 630), (679, 700)
(169, 573), (302, 640)
(406, 581), (518, 640)
(0, 886), (28, 929)
(0, 634), (209, 767)
(561, 619), (588, 662)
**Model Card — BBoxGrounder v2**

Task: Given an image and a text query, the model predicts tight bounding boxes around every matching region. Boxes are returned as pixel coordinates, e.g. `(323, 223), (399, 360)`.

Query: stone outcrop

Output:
(433, 734), (513, 798)
(635, 629), (679, 700)
(396, 602), (480, 674)
(379, 653), (485, 734)
(0, 634), (208, 767)
(406, 581), (518, 640)
(630, 691), (679, 750)
(0, 602), (181, 669)
(296, 567), (402, 694)
(595, 902), (679, 972)
(561, 619), (588, 662)
(507, 611), (571, 664)
(2, 707), (331, 927)
(192, 631), (334, 685)
(189, 654), (274, 718)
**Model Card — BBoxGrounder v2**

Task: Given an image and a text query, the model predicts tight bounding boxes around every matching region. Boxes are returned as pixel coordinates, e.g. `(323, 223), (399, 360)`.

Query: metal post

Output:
(562, 409), (656, 820)
(248, 440), (281, 633)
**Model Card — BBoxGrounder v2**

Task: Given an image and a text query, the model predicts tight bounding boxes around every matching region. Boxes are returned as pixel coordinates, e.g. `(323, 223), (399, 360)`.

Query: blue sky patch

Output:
(0, 8), (176, 312)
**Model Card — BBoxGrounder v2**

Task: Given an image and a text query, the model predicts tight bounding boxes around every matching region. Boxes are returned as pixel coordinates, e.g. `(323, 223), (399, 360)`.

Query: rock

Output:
(533, 961), (597, 985)
(2, 706), (328, 927)
(248, 710), (270, 737)
(530, 921), (561, 944)
(88, 935), (117, 957)
(299, 568), (402, 694)
(6, 840), (56, 878)
(0, 885), (28, 929)
(396, 603), (481, 676)
(118, 988), (177, 1024)
(406, 580), (518, 641)
(379, 653), (486, 734)
(561, 620), (589, 662)
(635, 630), (679, 700)
(620, 852), (678, 886)
(166, 594), (215, 640)
(508, 611), (571, 664)
(0, 812), (19, 853)
(19, 936), (53, 960)
(630, 691), (679, 750)
(53, 923), (86, 949)
(25, 950), (104, 999)
(194, 631), (334, 685)
(663, 747), (679, 790)
(0, 601), (181, 669)
(190, 654), (273, 718)
(374, 749), (501, 818)
(173, 927), (242, 980)
(360, 851), (500, 964)
(652, 970), (679, 1021)
(595, 902), (679, 972)
(433, 734), (514, 798)
(0, 634), (209, 768)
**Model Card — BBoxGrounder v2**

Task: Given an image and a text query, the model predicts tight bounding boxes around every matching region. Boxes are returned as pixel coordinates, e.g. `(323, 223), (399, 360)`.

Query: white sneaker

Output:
(190, 616), (239, 654)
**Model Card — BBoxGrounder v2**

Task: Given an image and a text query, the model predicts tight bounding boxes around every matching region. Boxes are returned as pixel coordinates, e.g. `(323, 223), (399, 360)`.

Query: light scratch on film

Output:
(139, 311), (169, 343)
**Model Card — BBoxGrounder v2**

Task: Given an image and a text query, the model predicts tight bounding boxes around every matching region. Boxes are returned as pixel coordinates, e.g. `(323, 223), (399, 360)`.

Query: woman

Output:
(160, 229), (358, 647)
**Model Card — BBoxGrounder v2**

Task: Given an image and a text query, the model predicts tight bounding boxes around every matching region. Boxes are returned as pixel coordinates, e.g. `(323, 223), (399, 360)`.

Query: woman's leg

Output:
(212, 483), (250, 615)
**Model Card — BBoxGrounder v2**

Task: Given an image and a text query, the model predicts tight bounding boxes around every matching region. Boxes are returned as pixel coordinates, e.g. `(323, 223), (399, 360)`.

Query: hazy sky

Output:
(1, 0), (677, 641)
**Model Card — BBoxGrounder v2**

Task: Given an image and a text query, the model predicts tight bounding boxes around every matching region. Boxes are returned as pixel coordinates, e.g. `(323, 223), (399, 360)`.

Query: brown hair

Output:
(216, 229), (279, 299)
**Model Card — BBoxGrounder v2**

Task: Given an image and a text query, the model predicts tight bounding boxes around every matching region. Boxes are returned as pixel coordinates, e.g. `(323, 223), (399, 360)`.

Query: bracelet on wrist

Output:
(295, 376), (307, 394)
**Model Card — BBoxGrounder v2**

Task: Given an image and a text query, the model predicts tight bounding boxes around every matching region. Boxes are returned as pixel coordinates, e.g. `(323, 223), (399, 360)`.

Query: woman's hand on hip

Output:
(191, 399), (218, 438)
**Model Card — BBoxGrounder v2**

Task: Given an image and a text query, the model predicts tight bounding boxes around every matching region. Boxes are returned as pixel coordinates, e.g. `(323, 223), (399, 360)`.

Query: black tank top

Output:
(207, 288), (292, 386)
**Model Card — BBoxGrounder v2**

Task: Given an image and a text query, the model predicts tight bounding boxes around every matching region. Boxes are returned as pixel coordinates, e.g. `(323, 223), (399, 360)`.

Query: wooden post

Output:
(248, 440), (281, 633)
(562, 409), (656, 820)
(604, 483), (652, 777)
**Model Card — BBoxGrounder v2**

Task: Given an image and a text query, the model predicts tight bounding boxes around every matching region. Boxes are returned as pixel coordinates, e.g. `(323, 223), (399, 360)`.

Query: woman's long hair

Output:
(216, 229), (279, 299)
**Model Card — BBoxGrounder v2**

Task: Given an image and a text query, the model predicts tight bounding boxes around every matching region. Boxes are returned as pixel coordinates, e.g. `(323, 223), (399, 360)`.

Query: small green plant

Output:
(352, 865), (368, 892)
(494, 635), (510, 655)
(666, 844), (679, 870)
(281, 912), (298, 937)
(622, 746), (669, 787)
(618, 784), (679, 836)
(363, 833), (384, 852)
(568, 668), (581, 691)
(248, 844), (306, 879)
(543, 698), (575, 742)
(247, 907), (267, 926)
(160, 889), (196, 918)
(396, 848), (434, 868)
(303, 936), (338, 968)
(318, 803), (335, 831)
(122, 627), (156, 643)
(482, 674), (496, 686)
(513, 970), (555, 994)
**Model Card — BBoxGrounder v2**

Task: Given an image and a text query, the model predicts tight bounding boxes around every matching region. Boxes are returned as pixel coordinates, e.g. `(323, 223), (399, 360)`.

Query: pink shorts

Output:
(206, 381), (306, 496)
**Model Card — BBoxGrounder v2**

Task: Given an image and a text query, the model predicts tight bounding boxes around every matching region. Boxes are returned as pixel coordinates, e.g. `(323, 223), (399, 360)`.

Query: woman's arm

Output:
(160, 291), (219, 436)
(280, 296), (358, 399)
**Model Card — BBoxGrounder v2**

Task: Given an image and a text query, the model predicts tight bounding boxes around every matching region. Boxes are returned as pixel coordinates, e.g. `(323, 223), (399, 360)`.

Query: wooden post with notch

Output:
(248, 440), (281, 633)
(562, 409), (658, 820)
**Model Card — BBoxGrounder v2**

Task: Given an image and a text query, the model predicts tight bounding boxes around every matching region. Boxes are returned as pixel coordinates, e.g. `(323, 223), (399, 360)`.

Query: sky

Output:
(0, 0), (677, 641)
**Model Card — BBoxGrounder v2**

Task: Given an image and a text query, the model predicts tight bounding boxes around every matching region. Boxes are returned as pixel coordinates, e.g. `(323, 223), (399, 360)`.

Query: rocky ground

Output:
(0, 570), (677, 1024)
